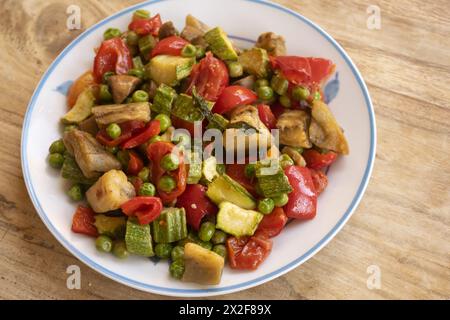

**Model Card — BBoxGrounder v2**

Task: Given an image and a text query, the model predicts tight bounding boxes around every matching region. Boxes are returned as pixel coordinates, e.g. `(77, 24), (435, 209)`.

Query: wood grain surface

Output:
(0, 0), (448, 300)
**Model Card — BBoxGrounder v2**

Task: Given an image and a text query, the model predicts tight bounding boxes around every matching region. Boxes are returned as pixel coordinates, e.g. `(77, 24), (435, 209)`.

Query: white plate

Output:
(21, 0), (376, 297)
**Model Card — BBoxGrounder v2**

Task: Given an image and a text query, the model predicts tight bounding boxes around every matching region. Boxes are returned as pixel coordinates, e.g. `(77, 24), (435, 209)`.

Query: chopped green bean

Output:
(227, 61), (243, 78)
(271, 74), (289, 95)
(154, 114), (171, 132)
(106, 123), (121, 139)
(181, 44), (197, 57)
(132, 90), (149, 102)
(104, 28), (121, 40)
(95, 235), (113, 253)
(212, 244), (227, 258)
(258, 198), (275, 214)
(169, 260), (184, 279)
(171, 245), (184, 261)
(155, 243), (173, 259)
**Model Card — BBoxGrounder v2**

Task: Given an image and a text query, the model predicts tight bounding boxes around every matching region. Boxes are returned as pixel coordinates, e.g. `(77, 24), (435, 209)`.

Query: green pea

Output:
(292, 85), (310, 101)
(137, 167), (150, 182)
(161, 153), (179, 171)
(116, 150), (130, 167)
(314, 91), (322, 101)
(155, 243), (173, 259)
(133, 9), (150, 20)
(227, 61), (243, 78)
(67, 184), (83, 201)
(199, 222), (215, 242)
(99, 84), (113, 103)
(181, 44), (197, 57)
(169, 260), (185, 279)
(112, 241), (129, 259)
(154, 114), (171, 132)
(258, 198), (275, 214)
(212, 244), (227, 258)
(139, 182), (156, 196)
(106, 123), (121, 140)
(126, 31), (139, 46)
(280, 153), (294, 169)
(49, 139), (66, 154)
(128, 68), (146, 79)
(255, 79), (269, 88)
(64, 124), (78, 133)
(279, 95), (292, 108)
(132, 90), (149, 103)
(138, 35), (157, 53)
(95, 235), (113, 253)
(195, 46), (205, 59)
(158, 175), (176, 193)
(105, 146), (119, 154)
(272, 193), (289, 207)
(171, 245), (184, 261)
(102, 71), (115, 84)
(244, 163), (256, 178)
(48, 153), (64, 169)
(211, 230), (227, 245)
(271, 74), (289, 95)
(104, 28), (121, 40)
(257, 86), (274, 101)
(148, 135), (162, 144)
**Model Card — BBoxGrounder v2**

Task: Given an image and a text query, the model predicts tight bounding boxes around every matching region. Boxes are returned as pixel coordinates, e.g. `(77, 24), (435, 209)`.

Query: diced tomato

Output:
(270, 56), (311, 85)
(96, 120), (145, 147)
(130, 176), (144, 195)
(212, 86), (257, 114)
(121, 120), (161, 149)
(151, 36), (189, 57)
(71, 206), (98, 237)
(310, 169), (328, 195)
(271, 56), (335, 89)
(67, 71), (97, 108)
(307, 57), (335, 85)
(127, 151), (144, 176)
(226, 163), (257, 196)
(176, 184), (218, 230)
(121, 196), (163, 225)
(255, 207), (288, 238)
(147, 141), (187, 204)
(283, 166), (317, 220)
(302, 149), (338, 170)
(270, 102), (286, 118)
(227, 234), (272, 270)
(257, 104), (277, 130)
(93, 38), (132, 83)
(186, 52), (229, 101)
(128, 14), (162, 36)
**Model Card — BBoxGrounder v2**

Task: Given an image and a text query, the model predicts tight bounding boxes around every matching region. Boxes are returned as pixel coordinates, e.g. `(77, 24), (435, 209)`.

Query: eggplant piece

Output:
(158, 21), (179, 39)
(63, 129), (121, 178)
(182, 243), (224, 285)
(309, 100), (349, 154)
(92, 102), (151, 126)
(255, 32), (287, 56)
(78, 115), (99, 136)
(108, 75), (141, 104)
(86, 170), (135, 213)
(276, 110), (312, 148)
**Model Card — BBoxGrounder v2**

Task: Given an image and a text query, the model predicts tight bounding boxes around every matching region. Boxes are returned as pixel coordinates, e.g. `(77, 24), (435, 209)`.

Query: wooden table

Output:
(0, 0), (448, 300)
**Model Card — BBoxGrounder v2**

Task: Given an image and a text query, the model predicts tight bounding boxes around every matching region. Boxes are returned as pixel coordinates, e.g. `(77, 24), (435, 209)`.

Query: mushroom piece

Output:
(86, 170), (136, 213)
(309, 100), (349, 154)
(108, 75), (142, 104)
(92, 102), (151, 126)
(158, 21), (179, 39)
(180, 14), (210, 42)
(182, 243), (224, 285)
(224, 105), (273, 155)
(63, 129), (121, 178)
(276, 110), (312, 148)
(255, 32), (286, 56)
(78, 115), (99, 136)
(232, 75), (256, 90)
(282, 146), (306, 167)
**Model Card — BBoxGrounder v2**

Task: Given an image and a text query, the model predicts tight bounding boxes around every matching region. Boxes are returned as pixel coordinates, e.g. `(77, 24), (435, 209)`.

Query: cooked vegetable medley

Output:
(49, 11), (349, 285)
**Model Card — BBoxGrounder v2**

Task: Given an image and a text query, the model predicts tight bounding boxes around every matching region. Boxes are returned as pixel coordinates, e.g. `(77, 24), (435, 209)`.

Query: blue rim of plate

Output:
(21, 0), (376, 296)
